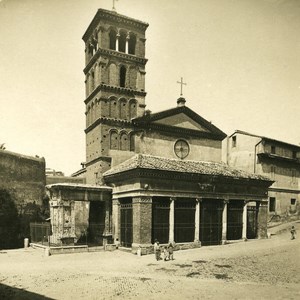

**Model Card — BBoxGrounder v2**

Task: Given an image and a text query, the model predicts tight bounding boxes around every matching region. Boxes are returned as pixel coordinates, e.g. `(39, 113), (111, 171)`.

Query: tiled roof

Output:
(103, 154), (270, 181)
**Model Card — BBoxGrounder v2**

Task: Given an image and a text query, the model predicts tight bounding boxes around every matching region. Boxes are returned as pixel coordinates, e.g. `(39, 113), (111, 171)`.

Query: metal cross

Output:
(177, 77), (187, 96)
(112, 0), (118, 12)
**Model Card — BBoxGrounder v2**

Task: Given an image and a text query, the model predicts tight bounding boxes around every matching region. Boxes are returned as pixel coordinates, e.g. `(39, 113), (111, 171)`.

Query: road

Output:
(0, 222), (299, 300)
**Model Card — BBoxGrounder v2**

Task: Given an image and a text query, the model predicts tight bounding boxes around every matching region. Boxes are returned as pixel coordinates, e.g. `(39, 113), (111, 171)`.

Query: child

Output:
(163, 246), (168, 261)
(290, 226), (296, 240)
(167, 242), (174, 260)
(154, 240), (161, 261)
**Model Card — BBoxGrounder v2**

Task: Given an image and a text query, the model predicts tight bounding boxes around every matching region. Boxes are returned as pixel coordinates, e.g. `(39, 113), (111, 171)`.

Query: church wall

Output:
(135, 131), (222, 162)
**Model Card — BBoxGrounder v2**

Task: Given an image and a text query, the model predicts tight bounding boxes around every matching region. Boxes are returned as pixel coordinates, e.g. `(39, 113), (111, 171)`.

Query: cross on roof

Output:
(112, 0), (118, 12)
(177, 77), (187, 96)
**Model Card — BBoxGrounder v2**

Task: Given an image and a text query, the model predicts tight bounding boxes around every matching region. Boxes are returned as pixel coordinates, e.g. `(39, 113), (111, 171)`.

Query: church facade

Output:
(46, 8), (273, 253)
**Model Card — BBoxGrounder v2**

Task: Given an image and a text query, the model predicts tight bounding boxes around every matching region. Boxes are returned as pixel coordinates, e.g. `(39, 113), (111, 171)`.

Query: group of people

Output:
(153, 240), (174, 261)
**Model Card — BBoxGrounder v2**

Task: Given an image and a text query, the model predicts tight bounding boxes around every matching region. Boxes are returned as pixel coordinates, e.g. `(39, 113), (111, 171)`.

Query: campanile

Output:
(82, 9), (148, 184)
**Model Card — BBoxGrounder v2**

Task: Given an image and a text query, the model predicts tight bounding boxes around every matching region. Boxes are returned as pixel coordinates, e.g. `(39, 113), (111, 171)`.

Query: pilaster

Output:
(132, 196), (152, 247)
(257, 199), (269, 239)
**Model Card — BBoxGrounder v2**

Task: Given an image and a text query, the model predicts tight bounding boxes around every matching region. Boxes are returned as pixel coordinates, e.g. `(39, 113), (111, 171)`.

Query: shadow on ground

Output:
(0, 283), (54, 300)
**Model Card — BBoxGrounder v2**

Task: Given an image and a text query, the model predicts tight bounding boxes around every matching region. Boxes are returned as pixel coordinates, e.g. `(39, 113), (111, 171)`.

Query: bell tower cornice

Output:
(84, 48), (148, 75)
(84, 83), (147, 104)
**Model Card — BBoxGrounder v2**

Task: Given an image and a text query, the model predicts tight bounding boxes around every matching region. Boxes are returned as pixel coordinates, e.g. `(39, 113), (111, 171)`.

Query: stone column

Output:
(112, 199), (120, 243)
(126, 34), (130, 54)
(132, 196), (152, 251)
(257, 199), (268, 239)
(242, 201), (248, 241)
(194, 198), (201, 243)
(222, 199), (229, 244)
(169, 197), (175, 243)
(116, 33), (120, 51)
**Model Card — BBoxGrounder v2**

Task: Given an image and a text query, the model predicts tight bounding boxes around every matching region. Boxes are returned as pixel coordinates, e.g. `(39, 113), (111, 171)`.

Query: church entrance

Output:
(227, 201), (243, 240)
(247, 204), (258, 239)
(120, 199), (133, 247)
(152, 197), (169, 244)
(174, 199), (195, 243)
(200, 199), (223, 246)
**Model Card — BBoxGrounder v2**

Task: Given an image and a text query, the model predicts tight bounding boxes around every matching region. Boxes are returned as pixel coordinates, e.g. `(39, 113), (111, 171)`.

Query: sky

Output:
(0, 0), (299, 175)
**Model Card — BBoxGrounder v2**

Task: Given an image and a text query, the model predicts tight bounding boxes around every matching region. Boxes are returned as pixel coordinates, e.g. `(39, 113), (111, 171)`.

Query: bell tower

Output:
(82, 9), (148, 184)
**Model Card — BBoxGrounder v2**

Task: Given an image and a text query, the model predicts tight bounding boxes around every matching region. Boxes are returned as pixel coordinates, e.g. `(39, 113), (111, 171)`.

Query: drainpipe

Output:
(254, 139), (263, 173)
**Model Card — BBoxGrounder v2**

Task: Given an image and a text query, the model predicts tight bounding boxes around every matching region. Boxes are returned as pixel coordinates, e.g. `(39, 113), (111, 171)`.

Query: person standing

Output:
(154, 240), (161, 261)
(290, 226), (296, 240)
(167, 242), (174, 260)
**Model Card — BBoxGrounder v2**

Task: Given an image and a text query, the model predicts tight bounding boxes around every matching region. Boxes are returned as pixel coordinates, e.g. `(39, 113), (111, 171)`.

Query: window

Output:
(292, 151), (297, 159)
(128, 33), (136, 55)
(232, 136), (236, 148)
(109, 30), (117, 50)
(269, 197), (276, 212)
(118, 31), (127, 53)
(120, 66), (126, 87)
(271, 145), (276, 154)
(291, 199), (296, 206)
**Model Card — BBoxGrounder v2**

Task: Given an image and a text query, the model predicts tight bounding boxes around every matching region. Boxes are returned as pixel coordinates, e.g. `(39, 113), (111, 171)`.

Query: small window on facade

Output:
(271, 145), (276, 154)
(232, 136), (236, 148)
(269, 197), (276, 212)
(291, 198), (296, 205)
(292, 151), (297, 159)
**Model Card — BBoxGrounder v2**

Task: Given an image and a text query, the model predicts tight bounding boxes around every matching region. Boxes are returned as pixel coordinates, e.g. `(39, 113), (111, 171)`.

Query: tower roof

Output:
(83, 8), (149, 42)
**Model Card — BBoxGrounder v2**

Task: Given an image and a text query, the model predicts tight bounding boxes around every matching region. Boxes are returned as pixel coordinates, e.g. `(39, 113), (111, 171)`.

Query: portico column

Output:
(103, 197), (112, 247)
(222, 199), (229, 244)
(112, 199), (120, 243)
(194, 198), (201, 243)
(169, 197), (175, 243)
(242, 201), (248, 241)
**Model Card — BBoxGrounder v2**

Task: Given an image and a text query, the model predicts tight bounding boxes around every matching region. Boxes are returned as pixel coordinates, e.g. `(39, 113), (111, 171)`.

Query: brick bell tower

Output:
(82, 9), (148, 184)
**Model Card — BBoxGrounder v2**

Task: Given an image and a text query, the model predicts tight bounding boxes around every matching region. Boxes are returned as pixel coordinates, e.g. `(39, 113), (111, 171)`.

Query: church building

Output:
(46, 8), (273, 253)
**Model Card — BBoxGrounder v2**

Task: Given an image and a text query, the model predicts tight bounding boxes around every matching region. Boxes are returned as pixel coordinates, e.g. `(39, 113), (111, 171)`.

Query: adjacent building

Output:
(225, 130), (300, 217)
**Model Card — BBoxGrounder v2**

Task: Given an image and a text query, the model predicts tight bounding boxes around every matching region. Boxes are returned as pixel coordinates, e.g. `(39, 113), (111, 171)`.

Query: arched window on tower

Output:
(118, 31), (126, 53)
(119, 98), (127, 119)
(130, 133), (135, 152)
(128, 33), (136, 55)
(120, 66), (126, 88)
(120, 132), (129, 151)
(109, 30), (117, 50)
(109, 97), (118, 119)
(90, 71), (95, 91)
(109, 130), (118, 150)
(129, 99), (137, 119)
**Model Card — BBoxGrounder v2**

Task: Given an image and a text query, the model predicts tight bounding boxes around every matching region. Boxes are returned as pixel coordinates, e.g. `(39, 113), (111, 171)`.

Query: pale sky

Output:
(0, 0), (299, 175)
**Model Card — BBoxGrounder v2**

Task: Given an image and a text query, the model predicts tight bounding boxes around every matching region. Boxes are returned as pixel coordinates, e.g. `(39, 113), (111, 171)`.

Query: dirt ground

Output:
(0, 222), (299, 300)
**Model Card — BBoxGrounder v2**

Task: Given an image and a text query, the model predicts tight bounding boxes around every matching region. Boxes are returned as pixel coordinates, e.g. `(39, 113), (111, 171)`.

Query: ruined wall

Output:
(0, 150), (46, 249)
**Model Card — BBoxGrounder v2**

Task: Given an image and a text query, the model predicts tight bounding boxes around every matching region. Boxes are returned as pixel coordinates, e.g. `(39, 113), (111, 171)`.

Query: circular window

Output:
(174, 139), (190, 159)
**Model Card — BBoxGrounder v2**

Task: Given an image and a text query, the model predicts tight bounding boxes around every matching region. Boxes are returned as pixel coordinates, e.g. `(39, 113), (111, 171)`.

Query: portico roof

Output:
(103, 154), (271, 182)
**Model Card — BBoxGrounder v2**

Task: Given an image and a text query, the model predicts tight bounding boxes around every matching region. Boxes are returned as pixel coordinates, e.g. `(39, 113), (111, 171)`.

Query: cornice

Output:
(84, 48), (148, 75)
(133, 122), (225, 140)
(83, 9), (149, 42)
(84, 84), (147, 104)
(85, 155), (112, 167)
(257, 152), (300, 166)
(85, 117), (133, 134)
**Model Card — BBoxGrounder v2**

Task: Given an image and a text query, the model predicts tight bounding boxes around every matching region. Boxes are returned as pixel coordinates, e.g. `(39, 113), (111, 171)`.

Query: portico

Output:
(104, 154), (273, 253)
